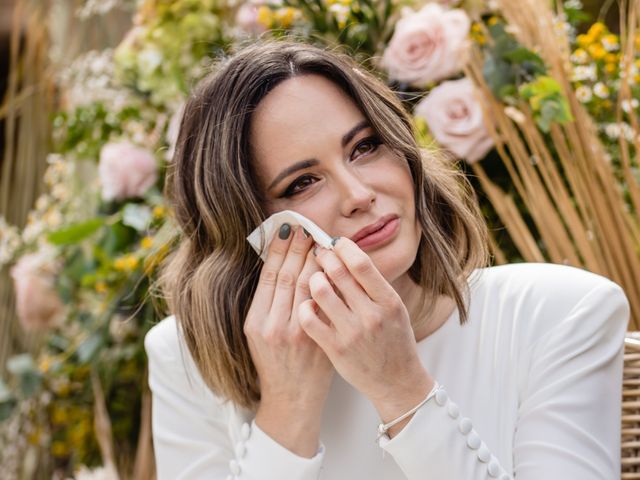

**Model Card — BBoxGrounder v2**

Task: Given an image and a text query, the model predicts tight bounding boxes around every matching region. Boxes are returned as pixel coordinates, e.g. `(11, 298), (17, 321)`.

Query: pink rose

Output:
(10, 248), (64, 332)
(98, 141), (158, 201)
(414, 77), (494, 163)
(235, 2), (268, 35)
(381, 3), (471, 86)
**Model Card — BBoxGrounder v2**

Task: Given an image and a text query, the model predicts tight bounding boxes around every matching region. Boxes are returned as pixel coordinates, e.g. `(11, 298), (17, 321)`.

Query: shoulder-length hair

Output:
(158, 39), (489, 409)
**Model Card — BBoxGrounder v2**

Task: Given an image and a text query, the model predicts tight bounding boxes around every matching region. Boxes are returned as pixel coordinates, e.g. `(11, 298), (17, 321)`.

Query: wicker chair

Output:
(622, 333), (640, 478)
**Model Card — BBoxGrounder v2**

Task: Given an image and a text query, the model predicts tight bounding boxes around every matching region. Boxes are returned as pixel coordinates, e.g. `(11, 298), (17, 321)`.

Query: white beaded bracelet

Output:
(376, 381), (441, 441)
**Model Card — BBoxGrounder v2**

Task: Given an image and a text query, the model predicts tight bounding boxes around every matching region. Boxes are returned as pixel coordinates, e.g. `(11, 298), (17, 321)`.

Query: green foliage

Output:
(482, 22), (546, 102)
(520, 76), (573, 131)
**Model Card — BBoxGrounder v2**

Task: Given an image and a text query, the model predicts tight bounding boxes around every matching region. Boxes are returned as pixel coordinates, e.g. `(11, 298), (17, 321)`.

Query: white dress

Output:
(144, 263), (630, 479)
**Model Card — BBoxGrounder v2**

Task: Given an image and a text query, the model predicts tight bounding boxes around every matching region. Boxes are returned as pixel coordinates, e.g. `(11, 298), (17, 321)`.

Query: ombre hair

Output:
(158, 39), (489, 409)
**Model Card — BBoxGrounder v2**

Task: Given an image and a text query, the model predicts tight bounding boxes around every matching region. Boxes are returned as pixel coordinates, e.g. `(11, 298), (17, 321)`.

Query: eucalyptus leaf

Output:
(122, 203), (153, 232)
(0, 398), (16, 422)
(0, 378), (12, 402)
(6, 354), (36, 376)
(77, 331), (105, 363)
(19, 371), (43, 397)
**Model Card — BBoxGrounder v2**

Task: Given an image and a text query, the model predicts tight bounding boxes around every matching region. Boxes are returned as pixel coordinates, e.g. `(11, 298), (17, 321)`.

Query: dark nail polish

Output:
(279, 223), (291, 240)
(331, 236), (341, 247)
(303, 228), (310, 238)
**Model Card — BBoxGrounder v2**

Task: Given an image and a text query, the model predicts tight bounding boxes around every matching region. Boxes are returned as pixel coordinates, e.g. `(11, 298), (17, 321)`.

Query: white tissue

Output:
(246, 210), (334, 262)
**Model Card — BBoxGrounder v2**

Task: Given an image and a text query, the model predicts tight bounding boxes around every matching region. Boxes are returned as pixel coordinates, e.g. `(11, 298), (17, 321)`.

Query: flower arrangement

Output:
(0, 0), (637, 478)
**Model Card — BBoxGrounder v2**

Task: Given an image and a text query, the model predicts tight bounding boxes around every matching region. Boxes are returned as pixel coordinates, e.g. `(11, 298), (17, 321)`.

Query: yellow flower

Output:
(52, 405), (69, 425)
(604, 53), (618, 64)
(114, 254), (139, 272)
(276, 7), (296, 28)
(143, 243), (169, 274)
(152, 205), (165, 219)
(141, 236), (154, 249)
(587, 22), (606, 39)
(51, 441), (69, 457)
(605, 63), (616, 73)
(38, 355), (52, 373)
(571, 48), (588, 64)
(471, 23), (486, 45)
(257, 5), (273, 28)
(587, 43), (606, 60)
(601, 33), (619, 51)
(576, 34), (592, 48)
(487, 16), (499, 26)
(95, 281), (108, 294)
(635, 33), (640, 51)
(27, 428), (42, 445)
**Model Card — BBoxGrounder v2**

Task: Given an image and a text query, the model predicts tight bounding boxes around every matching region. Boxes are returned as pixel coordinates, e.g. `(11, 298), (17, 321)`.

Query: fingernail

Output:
(331, 236), (341, 247)
(279, 223), (291, 240)
(313, 245), (319, 256)
(302, 228), (310, 238)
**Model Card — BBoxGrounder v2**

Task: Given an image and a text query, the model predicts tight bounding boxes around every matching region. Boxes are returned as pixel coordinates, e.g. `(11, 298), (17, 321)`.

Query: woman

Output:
(145, 40), (629, 479)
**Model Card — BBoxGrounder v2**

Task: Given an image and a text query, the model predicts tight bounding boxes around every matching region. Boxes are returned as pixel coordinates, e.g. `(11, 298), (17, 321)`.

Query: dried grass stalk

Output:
(0, 0), (53, 373)
(91, 371), (120, 479)
(466, 0), (640, 329)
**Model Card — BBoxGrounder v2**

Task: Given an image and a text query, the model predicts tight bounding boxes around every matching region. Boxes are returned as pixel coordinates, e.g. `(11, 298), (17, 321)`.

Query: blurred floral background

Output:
(0, 0), (638, 478)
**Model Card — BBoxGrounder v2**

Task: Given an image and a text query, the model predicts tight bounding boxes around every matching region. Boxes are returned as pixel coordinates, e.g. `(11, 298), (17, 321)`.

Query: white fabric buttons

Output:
(466, 430), (481, 449)
(235, 441), (246, 458)
(435, 388), (448, 406)
(477, 443), (491, 462)
(229, 459), (241, 476)
(458, 417), (473, 434)
(446, 401), (459, 419)
(240, 422), (251, 440)
(487, 457), (500, 477)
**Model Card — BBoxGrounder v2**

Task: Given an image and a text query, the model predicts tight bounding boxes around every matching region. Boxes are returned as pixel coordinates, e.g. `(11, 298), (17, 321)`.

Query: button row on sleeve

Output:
(436, 386), (511, 479)
(226, 421), (252, 479)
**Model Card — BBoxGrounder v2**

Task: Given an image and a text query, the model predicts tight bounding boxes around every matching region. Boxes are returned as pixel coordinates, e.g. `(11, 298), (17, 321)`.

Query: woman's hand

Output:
(300, 237), (434, 433)
(244, 224), (334, 456)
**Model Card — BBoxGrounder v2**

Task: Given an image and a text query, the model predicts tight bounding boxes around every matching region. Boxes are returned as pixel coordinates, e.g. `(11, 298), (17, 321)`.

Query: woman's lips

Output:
(355, 218), (400, 249)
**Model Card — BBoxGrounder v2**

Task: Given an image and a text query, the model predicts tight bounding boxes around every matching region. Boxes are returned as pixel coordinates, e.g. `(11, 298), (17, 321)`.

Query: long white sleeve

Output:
(145, 317), (325, 480)
(379, 280), (629, 479)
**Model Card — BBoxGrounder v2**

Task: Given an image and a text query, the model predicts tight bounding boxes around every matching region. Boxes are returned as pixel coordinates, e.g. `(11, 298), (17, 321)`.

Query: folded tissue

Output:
(246, 210), (334, 262)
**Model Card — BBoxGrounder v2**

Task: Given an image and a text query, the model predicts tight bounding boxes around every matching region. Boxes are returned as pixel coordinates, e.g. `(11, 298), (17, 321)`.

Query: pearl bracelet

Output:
(376, 381), (441, 441)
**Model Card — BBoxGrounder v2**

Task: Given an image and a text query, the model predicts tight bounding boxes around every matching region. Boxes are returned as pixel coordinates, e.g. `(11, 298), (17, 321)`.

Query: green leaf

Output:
(483, 54), (515, 100)
(0, 398), (16, 422)
(77, 331), (105, 363)
(6, 355), (42, 397)
(502, 47), (544, 67)
(0, 378), (12, 402)
(101, 221), (137, 256)
(48, 218), (104, 245)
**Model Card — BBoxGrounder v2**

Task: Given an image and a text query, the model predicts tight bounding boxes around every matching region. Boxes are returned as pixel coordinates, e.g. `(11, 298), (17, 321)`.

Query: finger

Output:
(309, 271), (352, 333)
(314, 248), (369, 312)
(329, 237), (396, 303)
(251, 223), (296, 311)
(269, 226), (314, 326)
(298, 298), (334, 350)
(291, 246), (322, 309)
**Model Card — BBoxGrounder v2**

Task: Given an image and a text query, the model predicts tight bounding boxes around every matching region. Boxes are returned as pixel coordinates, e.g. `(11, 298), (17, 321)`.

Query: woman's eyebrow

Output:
(267, 120), (371, 191)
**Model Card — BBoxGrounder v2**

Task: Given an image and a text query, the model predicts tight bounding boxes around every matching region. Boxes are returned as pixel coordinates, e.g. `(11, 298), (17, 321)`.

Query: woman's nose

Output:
(336, 168), (376, 216)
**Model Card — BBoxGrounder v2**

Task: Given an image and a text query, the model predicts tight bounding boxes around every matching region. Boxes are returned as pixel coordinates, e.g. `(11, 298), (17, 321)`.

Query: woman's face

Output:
(250, 74), (421, 284)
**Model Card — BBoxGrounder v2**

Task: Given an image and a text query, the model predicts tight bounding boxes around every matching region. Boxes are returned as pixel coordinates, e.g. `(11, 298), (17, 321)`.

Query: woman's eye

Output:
(282, 175), (317, 197)
(352, 136), (382, 159)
